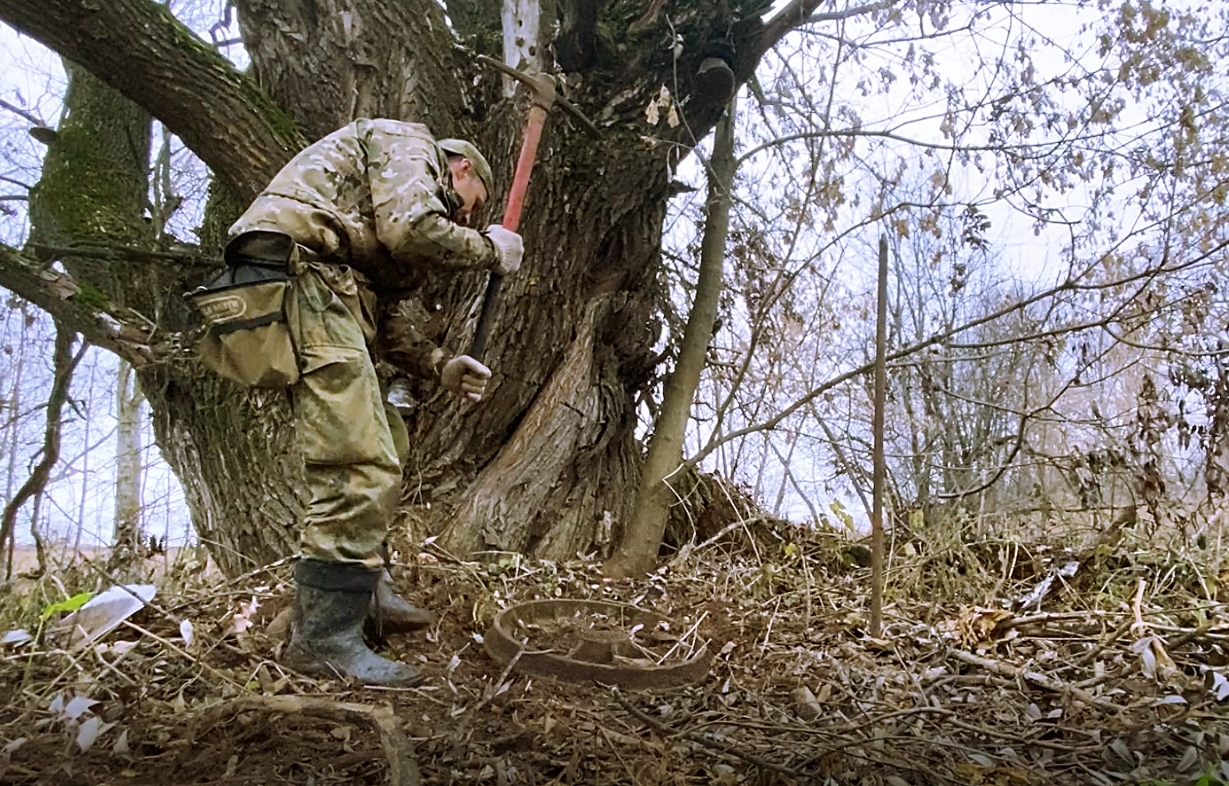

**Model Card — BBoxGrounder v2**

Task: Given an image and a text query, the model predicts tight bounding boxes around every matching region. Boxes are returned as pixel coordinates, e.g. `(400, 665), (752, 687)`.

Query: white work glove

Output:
(484, 225), (523, 276)
(440, 355), (491, 402)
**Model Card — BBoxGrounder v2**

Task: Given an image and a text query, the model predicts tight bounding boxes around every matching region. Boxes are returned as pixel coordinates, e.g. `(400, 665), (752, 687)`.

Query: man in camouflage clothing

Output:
(226, 119), (522, 686)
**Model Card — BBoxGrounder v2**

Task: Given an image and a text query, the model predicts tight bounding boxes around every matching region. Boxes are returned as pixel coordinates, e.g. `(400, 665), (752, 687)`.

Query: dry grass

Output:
(0, 521), (1227, 785)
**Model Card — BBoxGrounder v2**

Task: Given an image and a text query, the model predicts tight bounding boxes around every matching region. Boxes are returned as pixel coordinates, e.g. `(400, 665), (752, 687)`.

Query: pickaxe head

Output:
(474, 54), (598, 136)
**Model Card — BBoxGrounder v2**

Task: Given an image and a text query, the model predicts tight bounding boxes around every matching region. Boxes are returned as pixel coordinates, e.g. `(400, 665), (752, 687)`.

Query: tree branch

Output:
(757, 0), (828, 60)
(0, 0), (303, 201)
(809, 0), (898, 23)
(0, 97), (45, 126)
(0, 175), (32, 191)
(0, 325), (86, 579)
(686, 241), (1228, 468)
(0, 244), (166, 367)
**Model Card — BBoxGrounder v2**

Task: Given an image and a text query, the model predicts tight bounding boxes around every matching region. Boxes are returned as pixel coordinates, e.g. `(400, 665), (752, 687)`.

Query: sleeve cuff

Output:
(480, 233), (500, 271)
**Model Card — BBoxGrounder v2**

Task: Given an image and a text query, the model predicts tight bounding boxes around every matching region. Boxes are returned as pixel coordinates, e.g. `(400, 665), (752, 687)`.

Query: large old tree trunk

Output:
(0, 0), (817, 576)
(24, 63), (154, 574)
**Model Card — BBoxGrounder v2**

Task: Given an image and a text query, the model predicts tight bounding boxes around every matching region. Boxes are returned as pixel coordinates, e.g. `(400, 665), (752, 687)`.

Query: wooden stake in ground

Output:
(870, 234), (888, 637)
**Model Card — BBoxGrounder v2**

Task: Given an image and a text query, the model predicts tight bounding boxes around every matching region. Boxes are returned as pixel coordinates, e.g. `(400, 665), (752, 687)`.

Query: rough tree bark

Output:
(0, 0), (824, 575)
(27, 62), (151, 266)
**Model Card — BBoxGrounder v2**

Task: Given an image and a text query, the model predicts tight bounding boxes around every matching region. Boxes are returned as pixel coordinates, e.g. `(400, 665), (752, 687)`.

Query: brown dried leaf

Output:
(955, 607), (1014, 648)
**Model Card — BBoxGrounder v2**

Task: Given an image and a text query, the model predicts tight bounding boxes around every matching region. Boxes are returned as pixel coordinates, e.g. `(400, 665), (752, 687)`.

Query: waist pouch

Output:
(187, 231), (300, 388)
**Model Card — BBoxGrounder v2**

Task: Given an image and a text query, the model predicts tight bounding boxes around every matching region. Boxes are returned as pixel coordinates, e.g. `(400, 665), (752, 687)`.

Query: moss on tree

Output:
(29, 63), (151, 248)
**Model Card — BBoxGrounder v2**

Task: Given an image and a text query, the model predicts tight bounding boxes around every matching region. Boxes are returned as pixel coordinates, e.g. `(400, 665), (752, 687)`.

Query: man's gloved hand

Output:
(484, 225), (523, 276)
(440, 355), (491, 402)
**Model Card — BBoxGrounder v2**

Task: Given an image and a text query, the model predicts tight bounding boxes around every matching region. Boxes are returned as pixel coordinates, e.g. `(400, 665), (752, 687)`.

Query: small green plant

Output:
(1194, 769), (1229, 786)
(39, 591), (92, 621)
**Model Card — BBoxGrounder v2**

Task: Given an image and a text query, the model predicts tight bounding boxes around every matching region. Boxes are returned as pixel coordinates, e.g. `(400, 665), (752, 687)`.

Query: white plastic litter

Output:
(57, 585), (156, 649)
(2, 629), (32, 647)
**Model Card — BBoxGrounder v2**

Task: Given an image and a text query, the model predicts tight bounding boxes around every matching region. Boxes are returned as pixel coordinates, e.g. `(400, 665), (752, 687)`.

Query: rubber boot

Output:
(367, 569), (433, 637)
(283, 559), (424, 686)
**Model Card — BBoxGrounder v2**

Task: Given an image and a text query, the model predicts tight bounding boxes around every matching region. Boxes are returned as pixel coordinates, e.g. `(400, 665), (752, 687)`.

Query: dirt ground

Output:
(2, 524), (1228, 785)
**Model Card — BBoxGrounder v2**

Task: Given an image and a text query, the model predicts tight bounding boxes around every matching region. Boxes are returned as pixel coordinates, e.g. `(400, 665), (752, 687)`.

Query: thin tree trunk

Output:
(871, 235), (888, 638)
(29, 490), (46, 578)
(71, 359), (96, 558)
(608, 97), (739, 578)
(768, 438), (822, 526)
(0, 326), (85, 580)
(2, 324), (24, 579)
(770, 436), (796, 516)
(110, 359), (143, 572)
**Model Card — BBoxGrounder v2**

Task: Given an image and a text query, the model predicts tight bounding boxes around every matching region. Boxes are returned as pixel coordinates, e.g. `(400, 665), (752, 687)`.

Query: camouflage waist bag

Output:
(187, 231), (300, 388)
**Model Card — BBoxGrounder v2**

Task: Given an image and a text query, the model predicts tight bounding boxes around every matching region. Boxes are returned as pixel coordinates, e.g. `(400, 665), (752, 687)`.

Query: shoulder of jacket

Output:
(365, 119), (434, 141)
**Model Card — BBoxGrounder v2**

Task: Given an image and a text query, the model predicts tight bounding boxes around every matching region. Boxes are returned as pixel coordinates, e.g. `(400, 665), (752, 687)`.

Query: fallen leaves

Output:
(2, 527), (1228, 784)
(954, 606), (1014, 648)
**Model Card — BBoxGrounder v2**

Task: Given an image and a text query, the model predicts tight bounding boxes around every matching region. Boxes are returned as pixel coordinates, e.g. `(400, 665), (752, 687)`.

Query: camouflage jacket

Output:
(229, 118), (496, 287)
(230, 119), (497, 381)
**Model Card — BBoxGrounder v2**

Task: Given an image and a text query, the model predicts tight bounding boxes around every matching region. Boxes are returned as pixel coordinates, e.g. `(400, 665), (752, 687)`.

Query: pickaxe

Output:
(468, 55), (598, 361)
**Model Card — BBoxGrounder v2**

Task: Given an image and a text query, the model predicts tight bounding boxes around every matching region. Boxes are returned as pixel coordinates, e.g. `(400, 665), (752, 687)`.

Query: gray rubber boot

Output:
(283, 559), (424, 686)
(367, 570), (434, 637)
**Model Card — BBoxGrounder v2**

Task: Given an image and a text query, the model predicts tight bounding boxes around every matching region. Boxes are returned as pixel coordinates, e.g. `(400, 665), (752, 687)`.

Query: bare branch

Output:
(0, 244), (168, 367)
(0, 97), (45, 126)
(0, 325), (86, 578)
(686, 241), (1229, 468)
(0, 175), (32, 191)
(757, 0), (828, 60)
(809, 0), (898, 24)
(0, 0), (304, 200)
(756, 0), (903, 66)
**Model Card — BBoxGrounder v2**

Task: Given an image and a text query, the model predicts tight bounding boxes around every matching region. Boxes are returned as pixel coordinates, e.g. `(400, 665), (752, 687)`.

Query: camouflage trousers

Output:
(285, 259), (409, 568)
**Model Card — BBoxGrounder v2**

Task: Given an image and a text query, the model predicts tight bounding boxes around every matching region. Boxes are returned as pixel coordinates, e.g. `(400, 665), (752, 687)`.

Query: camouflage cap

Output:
(438, 138), (494, 196)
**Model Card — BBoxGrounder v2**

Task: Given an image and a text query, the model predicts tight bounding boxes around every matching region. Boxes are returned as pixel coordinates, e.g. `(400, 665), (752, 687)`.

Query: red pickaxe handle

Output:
(469, 100), (550, 361)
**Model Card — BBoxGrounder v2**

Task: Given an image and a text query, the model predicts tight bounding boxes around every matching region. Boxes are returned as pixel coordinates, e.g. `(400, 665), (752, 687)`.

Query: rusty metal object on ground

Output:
(483, 599), (711, 690)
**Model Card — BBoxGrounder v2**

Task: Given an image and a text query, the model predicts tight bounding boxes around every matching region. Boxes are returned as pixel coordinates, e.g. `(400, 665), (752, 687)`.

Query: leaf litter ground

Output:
(2, 523), (1228, 785)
